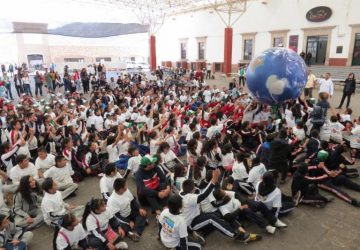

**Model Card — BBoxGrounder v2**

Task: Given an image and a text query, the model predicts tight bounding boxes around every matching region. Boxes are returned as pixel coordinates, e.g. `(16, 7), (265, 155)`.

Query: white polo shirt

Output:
(218, 191), (241, 216)
(10, 163), (39, 185)
(127, 155), (141, 174)
(247, 163), (267, 188)
(56, 224), (87, 250)
(232, 161), (249, 181)
(99, 172), (122, 195)
(318, 78), (334, 96)
(44, 166), (73, 185)
(41, 191), (67, 225)
(35, 154), (56, 171)
(107, 189), (134, 218)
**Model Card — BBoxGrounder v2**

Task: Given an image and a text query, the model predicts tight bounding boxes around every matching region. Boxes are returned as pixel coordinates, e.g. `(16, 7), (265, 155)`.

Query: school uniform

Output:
(206, 124), (223, 139)
(247, 163), (267, 188)
(231, 162), (254, 196)
(159, 208), (201, 250)
(35, 154), (56, 172)
(13, 192), (44, 229)
(86, 209), (122, 249)
(107, 189), (147, 235)
(291, 170), (328, 206)
(99, 172), (122, 201)
(56, 223), (88, 250)
(62, 148), (75, 176)
(82, 151), (102, 173)
(160, 150), (178, 171)
(41, 191), (83, 227)
(221, 152), (234, 169)
(218, 191), (276, 231)
(0, 221), (33, 250)
(8, 163), (39, 193)
(307, 164), (358, 205)
(44, 166), (78, 200)
(41, 191), (68, 226)
(1, 143), (20, 174)
(255, 182), (294, 218)
(179, 183), (235, 238)
(125, 155), (141, 177)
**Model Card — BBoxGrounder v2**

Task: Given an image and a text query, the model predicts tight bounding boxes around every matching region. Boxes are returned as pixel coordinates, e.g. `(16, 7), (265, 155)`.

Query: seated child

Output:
(41, 178), (83, 227)
(54, 213), (89, 250)
(44, 156), (78, 199)
(108, 178), (147, 241)
(100, 163), (122, 202)
(0, 213), (33, 250)
(82, 198), (128, 250)
(159, 195), (201, 250)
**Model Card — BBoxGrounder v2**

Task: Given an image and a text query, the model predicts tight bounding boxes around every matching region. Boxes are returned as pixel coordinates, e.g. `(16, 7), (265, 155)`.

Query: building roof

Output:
(12, 22), (148, 38)
(48, 22), (149, 37)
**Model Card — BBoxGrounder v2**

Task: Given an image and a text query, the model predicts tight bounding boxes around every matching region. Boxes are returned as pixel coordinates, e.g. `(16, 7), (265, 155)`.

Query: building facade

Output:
(156, 0), (360, 72)
(0, 27), (148, 71)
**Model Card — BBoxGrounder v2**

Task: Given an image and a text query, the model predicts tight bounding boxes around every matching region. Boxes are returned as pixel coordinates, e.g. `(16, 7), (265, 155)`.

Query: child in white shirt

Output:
(41, 178), (83, 227)
(329, 115), (345, 144)
(232, 153), (254, 196)
(221, 143), (235, 171)
(55, 213), (89, 250)
(8, 155), (42, 193)
(35, 147), (56, 174)
(100, 163), (122, 202)
(124, 147), (141, 179)
(107, 178), (147, 240)
(44, 156), (78, 200)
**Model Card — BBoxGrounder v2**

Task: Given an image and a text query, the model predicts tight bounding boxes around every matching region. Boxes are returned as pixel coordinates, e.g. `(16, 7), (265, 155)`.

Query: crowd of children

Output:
(0, 66), (358, 250)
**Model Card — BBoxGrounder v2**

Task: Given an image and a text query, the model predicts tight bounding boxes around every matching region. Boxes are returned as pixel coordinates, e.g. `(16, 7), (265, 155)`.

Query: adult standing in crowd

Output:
(34, 71), (43, 98)
(45, 68), (53, 93)
(239, 66), (246, 87)
(2, 73), (13, 100)
(80, 68), (90, 94)
(337, 73), (356, 109)
(8, 64), (14, 77)
(206, 63), (212, 79)
(97, 63), (103, 77)
(318, 73), (334, 100)
(304, 70), (316, 98)
(22, 71), (33, 97)
(13, 74), (23, 97)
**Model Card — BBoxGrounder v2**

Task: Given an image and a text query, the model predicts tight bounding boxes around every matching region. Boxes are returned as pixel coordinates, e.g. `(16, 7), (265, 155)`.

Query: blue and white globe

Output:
(246, 48), (307, 106)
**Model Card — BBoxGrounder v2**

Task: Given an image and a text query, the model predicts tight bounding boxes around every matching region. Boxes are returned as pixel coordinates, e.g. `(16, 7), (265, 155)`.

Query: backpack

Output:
(310, 105), (325, 126)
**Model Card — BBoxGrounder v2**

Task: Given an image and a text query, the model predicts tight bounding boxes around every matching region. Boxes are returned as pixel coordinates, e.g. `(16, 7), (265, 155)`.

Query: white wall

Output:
(156, 0), (360, 64)
(0, 34), (18, 63)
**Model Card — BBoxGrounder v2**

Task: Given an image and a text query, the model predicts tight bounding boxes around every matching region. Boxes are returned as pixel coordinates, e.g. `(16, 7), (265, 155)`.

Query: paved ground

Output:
(8, 77), (360, 250)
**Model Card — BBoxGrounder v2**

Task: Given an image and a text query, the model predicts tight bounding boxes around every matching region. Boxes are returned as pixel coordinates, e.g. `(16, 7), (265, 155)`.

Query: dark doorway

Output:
(352, 33), (360, 66)
(306, 35), (328, 65)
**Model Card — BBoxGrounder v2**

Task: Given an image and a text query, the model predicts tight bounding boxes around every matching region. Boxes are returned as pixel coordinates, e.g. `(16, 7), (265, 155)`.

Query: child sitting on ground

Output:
(41, 177), (83, 227)
(44, 155), (78, 200)
(107, 178), (148, 242)
(123, 146), (142, 179)
(99, 163), (122, 202)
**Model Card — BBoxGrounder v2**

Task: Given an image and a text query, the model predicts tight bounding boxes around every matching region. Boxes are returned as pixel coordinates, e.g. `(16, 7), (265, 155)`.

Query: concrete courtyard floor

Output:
(29, 79), (360, 250)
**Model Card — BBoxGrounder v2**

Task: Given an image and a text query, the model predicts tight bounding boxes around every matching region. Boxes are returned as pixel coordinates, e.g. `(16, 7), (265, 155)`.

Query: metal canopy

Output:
(71, 0), (250, 33)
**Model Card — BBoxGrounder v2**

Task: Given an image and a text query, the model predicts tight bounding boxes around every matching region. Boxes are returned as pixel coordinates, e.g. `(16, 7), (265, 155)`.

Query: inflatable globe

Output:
(245, 47), (307, 105)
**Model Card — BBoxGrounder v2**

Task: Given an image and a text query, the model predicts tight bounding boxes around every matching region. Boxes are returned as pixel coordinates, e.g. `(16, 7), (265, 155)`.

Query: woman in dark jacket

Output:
(338, 73), (356, 109)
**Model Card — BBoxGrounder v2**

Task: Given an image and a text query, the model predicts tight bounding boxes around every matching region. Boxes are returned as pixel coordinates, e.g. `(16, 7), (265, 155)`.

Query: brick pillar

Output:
(149, 35), (157, 71)
(223, 27), (233, 76)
